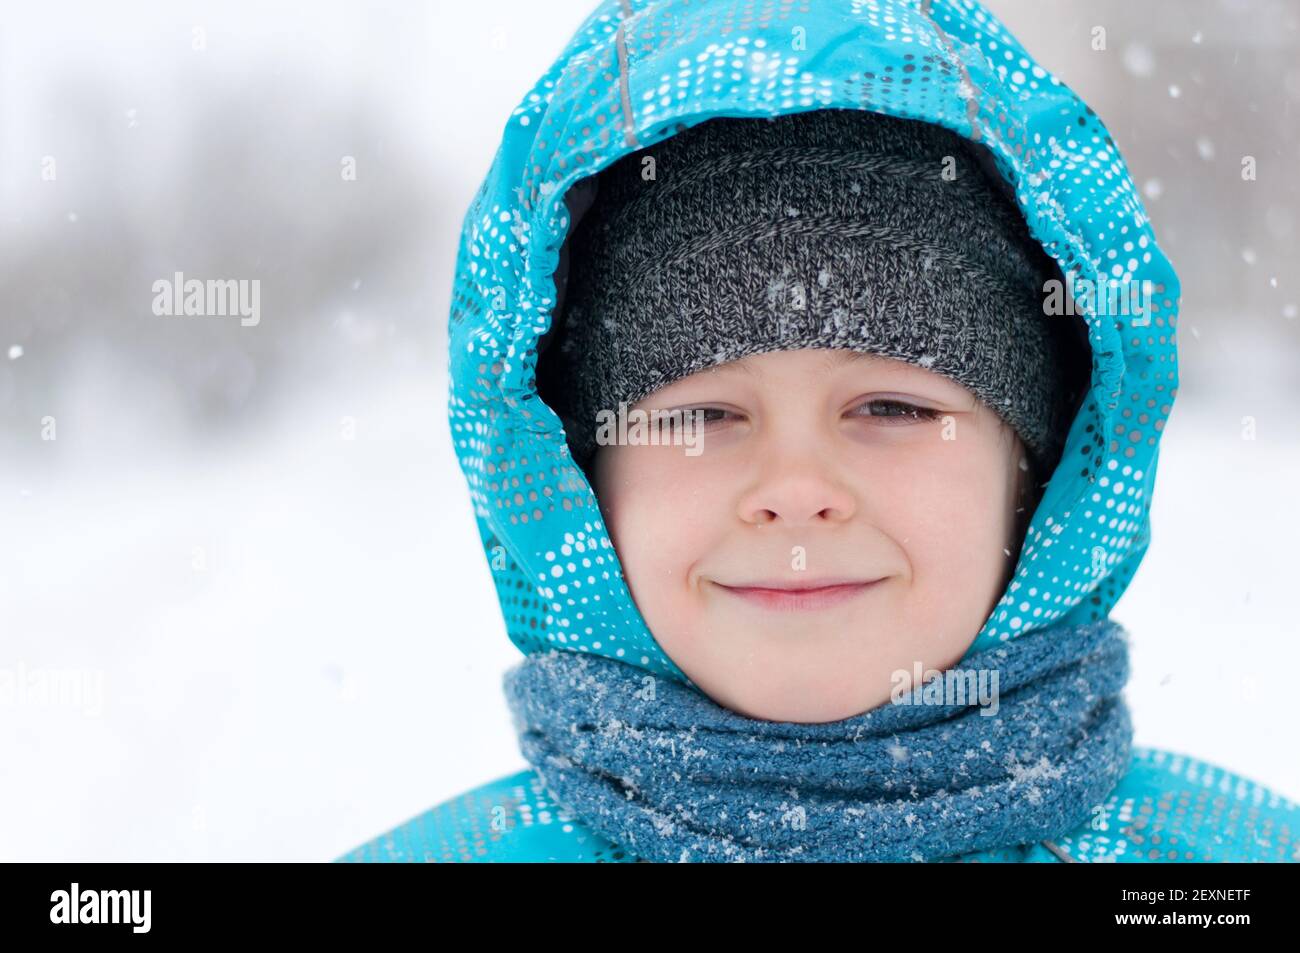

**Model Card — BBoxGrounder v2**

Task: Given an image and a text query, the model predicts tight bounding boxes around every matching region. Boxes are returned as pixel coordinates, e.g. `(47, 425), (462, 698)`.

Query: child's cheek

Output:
(595, 446), (721, 610)
(893, 444), (1015, 631)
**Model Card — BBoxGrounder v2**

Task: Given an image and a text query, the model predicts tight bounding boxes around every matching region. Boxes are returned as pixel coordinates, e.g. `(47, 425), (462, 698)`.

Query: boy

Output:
(338, 0), (1300, 862)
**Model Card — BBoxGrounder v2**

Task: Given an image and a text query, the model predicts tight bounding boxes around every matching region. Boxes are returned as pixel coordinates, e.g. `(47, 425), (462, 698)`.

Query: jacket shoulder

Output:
(334, 768), (638, 863)
(1043, 745), (1300, 863)
(336, 750), (1300, 863)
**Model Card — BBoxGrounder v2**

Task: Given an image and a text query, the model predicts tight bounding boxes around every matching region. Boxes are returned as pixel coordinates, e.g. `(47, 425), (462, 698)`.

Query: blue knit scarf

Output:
(503, 617), (1133, 862)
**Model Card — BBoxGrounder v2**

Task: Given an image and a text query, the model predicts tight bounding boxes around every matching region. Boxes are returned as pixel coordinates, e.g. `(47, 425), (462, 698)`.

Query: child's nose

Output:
(735, 456), (857, 527)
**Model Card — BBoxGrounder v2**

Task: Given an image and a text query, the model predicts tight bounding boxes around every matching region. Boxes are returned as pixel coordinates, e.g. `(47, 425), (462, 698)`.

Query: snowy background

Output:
(2, 0), (1298, 861)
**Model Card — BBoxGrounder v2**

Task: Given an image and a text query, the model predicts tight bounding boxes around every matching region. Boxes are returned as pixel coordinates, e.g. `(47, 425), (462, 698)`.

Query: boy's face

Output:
(590, 347), (1028, 724)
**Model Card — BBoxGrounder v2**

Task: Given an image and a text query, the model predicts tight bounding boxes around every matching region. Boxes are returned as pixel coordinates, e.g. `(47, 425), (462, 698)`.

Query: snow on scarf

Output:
(503, 617), (1132, 863)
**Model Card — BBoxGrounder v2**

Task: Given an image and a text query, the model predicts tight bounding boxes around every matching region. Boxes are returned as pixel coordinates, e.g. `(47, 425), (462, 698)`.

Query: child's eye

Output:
(667, 403), (938, 427)
(672, 406), (737, 428)
(698, 407), (735, 425)
(851, 399), (942, 424)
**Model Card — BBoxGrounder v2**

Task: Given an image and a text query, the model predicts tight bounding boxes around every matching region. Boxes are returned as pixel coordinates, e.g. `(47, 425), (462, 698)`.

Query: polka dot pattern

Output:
(1050, 747), (1300, 863)
(336, 769), (640, 863)
(449, 0), (1179, 673)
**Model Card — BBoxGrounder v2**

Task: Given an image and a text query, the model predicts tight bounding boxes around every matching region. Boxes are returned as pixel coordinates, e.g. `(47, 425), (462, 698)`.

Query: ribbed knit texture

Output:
(503, 616), (1133, 863)
(541, 107), (1088, 478)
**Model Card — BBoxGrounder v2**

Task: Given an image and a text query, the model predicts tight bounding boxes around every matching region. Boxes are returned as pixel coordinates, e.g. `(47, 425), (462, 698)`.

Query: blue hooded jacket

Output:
(338, 0), (1300, 862)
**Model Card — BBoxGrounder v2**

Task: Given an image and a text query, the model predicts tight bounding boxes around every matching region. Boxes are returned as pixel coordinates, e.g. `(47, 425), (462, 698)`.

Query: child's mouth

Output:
(712, 579), (886, 612)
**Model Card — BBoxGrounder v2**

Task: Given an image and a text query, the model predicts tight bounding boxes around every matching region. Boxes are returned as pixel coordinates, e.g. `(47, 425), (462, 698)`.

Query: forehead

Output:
(723, 348), (930, 378)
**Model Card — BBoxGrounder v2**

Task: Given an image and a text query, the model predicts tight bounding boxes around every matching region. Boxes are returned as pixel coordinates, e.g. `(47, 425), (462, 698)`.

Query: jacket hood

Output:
(448, 0), (1180, 683)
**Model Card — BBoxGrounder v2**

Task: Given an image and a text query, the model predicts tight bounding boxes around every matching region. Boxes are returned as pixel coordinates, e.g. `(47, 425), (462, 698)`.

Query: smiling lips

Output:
(713, 578), (886, 612)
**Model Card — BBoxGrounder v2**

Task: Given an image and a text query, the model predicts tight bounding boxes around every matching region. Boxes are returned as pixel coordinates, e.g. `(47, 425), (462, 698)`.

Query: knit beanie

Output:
(537, 107), (1089, 482)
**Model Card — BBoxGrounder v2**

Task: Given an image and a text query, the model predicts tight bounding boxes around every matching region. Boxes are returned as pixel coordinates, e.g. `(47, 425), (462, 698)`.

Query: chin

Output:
(701, 673), (881, 725)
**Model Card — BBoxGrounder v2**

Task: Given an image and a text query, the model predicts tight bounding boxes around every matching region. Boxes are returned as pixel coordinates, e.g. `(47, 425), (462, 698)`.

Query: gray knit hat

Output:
(538, 107), (1088, 480)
